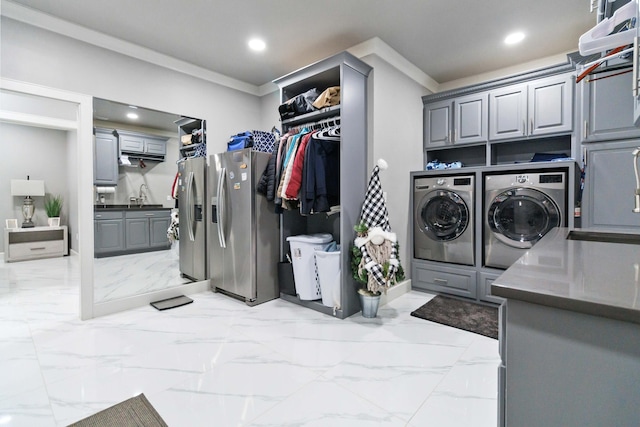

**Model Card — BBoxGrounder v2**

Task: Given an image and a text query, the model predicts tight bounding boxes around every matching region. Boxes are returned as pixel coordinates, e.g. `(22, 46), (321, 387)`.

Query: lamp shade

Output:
(11, 179), (45, 196)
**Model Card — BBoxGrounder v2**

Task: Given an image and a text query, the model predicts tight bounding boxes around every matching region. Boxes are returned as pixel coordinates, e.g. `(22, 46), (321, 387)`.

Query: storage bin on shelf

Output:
(314, 245), (341, 308)
(286, 233), (333, 300)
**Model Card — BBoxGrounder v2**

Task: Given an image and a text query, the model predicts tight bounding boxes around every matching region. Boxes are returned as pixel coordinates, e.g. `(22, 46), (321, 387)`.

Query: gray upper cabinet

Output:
(94, 128), (119, 186)
(528, 75), (573, 137)
(118, 130), (167, 160)
(580, 67), (640, 142)
(425, 93), (487, 147)
(455, 93), (488, 145)
(424, 100), (451, 147)
(489, 84), (528, 141)
(490, 74), (573, 141)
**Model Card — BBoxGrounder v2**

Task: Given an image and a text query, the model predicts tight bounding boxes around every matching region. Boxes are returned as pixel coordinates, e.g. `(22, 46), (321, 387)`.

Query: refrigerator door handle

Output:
(217, 167), (227, 248)
(187, 171), (196, 242)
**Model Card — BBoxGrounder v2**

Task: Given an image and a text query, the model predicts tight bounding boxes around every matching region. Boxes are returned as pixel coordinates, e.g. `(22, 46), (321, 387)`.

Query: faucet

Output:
(138, 184), (148, 206)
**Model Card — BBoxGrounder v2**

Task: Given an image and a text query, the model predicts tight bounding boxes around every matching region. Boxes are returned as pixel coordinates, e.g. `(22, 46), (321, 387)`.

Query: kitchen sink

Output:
(567, 230), (640, 245)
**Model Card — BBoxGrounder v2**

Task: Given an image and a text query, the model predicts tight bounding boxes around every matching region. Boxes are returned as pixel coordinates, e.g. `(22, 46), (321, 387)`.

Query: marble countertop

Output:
(491, 227), (640, 325)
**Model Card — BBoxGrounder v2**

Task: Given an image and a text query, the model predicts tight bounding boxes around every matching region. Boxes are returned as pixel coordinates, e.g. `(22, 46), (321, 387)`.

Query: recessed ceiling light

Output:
(128, 105), (138, 109)
(248, 38), (266, 52)
(504, 32), (525, 45)
(127, 112), (139, 120)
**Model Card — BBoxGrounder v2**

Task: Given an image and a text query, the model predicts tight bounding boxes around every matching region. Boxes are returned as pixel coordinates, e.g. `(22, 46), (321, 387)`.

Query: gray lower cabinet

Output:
(479, 272), (505, 304)
(412, 261), (477, 299)
(95, 209), (170, 257)
(94, 211), (125, 255)
(582, 140), (640, 230)
(94, 129), (119, 186)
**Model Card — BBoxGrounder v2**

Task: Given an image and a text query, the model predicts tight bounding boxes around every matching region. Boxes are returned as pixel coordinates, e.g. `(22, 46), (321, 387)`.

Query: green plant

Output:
(44, 195), (63, 217)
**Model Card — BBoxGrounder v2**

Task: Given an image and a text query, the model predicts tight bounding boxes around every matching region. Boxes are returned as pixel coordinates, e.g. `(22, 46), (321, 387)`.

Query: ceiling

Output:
(7, 0), (597, 89)
(93, 98), (181, 132)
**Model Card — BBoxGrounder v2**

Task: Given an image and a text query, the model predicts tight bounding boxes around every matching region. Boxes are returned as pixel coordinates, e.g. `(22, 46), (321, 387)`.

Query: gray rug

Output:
(411, 295), (498, 339)
(68, 393), (168, 427)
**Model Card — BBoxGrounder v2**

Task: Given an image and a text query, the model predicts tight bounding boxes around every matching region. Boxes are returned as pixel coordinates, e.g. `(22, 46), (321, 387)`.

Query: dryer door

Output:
(418, 190), (470, 241)
(487, 188), (560, 249)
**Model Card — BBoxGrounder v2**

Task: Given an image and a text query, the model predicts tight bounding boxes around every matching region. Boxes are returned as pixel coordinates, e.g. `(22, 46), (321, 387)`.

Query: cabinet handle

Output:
(453, 129), (457, 143)
(145, 213), (154, 216)
(584, 120), (589, 139)
(530, 118), (533, 135)
(634, 36), (639, 97)
(522, 120), (526, 135)
(95, 215), (102, 218)
(30, 247), (46, 251)
(433, 278), (448, 285)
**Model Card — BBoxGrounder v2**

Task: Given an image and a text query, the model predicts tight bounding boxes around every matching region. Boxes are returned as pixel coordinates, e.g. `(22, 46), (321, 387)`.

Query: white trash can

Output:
(286, 233), (333, 300)
(314, 249), (341, 308)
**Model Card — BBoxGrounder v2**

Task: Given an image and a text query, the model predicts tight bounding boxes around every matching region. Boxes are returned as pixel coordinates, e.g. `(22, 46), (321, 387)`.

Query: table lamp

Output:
(11, 177), (45, 228)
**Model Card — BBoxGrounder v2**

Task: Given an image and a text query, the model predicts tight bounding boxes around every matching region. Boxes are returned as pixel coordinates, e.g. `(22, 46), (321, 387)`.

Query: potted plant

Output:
(351, 221), (405, 318)
(44, 194), (63, 227)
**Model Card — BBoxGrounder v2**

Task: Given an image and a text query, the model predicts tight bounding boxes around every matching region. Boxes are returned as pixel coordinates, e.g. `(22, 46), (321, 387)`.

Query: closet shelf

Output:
(281, 105), (340, 127)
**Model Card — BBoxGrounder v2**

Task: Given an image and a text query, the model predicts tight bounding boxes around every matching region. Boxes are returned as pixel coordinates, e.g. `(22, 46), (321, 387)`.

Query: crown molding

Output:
(347, 37), (439, 93)
(1, 0), (262, 96)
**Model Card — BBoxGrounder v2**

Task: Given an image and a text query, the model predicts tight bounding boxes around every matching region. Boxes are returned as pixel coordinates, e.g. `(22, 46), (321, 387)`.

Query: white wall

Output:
(361, 54), (429, 277)
(1, 17), (263, 153)
(0, 123), (70, 250)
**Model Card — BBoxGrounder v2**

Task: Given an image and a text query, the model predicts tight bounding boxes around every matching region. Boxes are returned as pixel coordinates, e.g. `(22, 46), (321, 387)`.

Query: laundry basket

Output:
(286, 233), (333, 300)
(314, 248), (341, 308)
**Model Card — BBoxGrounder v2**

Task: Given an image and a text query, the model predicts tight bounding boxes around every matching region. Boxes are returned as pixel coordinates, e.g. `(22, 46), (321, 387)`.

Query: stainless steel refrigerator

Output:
(178, 156), (207, 281)
(208, 149), (279, 305)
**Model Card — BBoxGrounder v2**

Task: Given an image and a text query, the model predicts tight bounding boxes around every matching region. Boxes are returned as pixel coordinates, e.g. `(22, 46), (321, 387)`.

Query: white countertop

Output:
(491, 227), (640, 324)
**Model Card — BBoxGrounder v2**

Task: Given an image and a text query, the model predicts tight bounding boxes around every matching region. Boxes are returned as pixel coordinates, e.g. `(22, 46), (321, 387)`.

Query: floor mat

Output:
(68, 393), (167, 427)
(150, 295), (193, 311)
(410, 295), (498, 339)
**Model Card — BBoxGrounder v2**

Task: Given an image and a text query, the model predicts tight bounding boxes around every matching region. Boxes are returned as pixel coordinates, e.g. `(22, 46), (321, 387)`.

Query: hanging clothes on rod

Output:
(260, 116), (341, 214)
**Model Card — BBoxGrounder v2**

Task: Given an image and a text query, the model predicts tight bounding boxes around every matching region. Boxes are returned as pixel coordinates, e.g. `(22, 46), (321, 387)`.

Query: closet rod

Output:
(289, 116), (341, 131)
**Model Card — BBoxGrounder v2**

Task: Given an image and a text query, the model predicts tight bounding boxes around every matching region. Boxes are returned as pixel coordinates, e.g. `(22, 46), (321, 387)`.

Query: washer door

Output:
(417, 190), (470, 242)
(487, 188), (560, 249)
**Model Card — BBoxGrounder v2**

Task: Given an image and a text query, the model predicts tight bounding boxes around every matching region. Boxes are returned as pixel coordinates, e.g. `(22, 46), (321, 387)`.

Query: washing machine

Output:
(484, 169), (567, 269)
(413, 173), (475, 266)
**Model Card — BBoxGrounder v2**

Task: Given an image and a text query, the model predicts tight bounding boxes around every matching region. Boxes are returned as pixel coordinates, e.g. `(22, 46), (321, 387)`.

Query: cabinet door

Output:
(94, 132), (118, 186)
(489, 84), (527, 141)
(528, 75), (573, 137)
(125, 218), (150, 249)
(584, 141), (640, 230)
(150, 216), (170, 247)
(120, 134), (145, 153)
(424, 100), (452, 146)
(582, 69), (640, 142)
(479, 272), (505, 304)
(454, 93), (488, 144)
(94, 219), (124, 253)
(145, 139), (166, 155)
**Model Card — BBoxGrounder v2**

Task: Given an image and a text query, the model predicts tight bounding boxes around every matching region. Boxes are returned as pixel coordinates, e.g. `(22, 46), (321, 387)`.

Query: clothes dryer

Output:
(484, 170), (567, 269)
(414, 174), (475, 266)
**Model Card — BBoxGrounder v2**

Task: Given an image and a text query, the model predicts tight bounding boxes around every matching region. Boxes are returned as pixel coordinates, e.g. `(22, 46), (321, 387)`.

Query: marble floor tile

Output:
(0, 254), (499, 426)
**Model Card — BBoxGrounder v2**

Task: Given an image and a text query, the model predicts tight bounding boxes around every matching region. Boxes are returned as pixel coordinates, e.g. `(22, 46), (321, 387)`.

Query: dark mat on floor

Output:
(150, 295), (193, 311)
(67, 393), (168, 427)
(411, 295), (498, 339)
